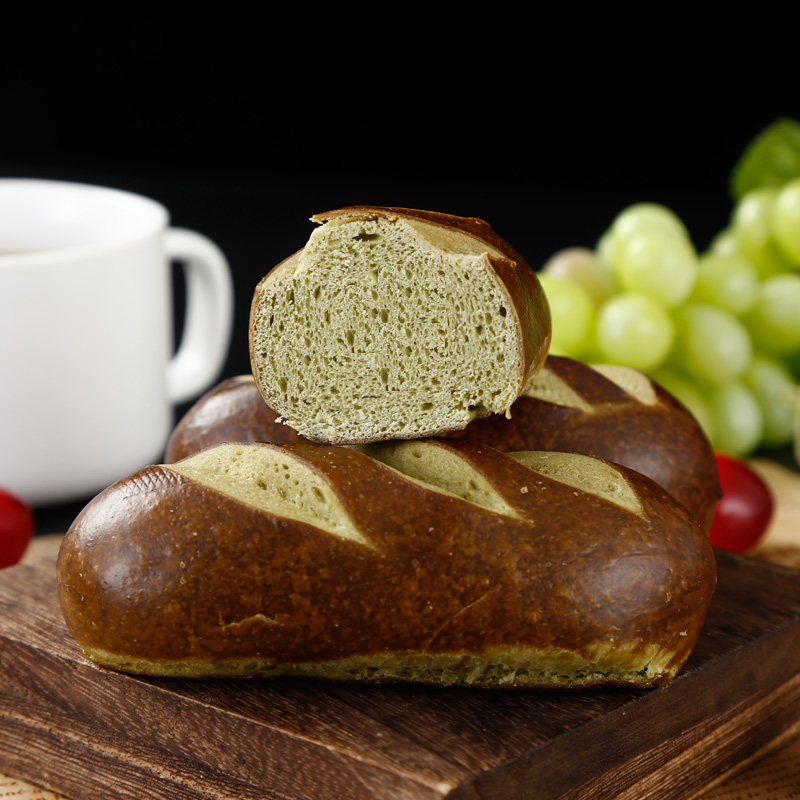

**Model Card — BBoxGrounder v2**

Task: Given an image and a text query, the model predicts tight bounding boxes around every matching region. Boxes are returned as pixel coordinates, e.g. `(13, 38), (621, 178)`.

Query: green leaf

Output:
(730, 118), (800, 201)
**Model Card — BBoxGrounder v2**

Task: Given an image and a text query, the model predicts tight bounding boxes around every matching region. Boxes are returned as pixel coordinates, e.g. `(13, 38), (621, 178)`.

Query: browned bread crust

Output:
(57, 439), (715, 688)
(165, 375), (305, 463)
(164, 357), (720, 530)
(450, 356), (722, 531)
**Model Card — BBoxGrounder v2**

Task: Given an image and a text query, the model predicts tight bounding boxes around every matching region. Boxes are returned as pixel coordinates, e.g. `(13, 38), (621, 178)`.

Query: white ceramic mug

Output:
(0, 179), (234, 506)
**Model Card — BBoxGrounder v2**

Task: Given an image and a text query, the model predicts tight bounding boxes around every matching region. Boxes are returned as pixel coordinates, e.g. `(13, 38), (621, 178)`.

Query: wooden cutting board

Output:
(1, 548), (799, 800)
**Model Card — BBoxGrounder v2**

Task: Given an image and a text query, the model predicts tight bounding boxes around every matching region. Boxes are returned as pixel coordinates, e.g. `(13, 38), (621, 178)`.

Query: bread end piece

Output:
(249, 207), (550, 444)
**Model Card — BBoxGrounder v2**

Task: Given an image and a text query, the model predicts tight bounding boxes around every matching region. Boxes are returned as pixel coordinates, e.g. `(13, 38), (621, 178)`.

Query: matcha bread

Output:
(248, 207), (551, 444)
(58, 438), (715, 688)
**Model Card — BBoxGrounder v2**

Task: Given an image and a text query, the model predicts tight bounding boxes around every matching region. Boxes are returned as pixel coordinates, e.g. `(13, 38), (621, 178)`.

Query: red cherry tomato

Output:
(708, 453), (774, 553)
(0, 487), (34, 568)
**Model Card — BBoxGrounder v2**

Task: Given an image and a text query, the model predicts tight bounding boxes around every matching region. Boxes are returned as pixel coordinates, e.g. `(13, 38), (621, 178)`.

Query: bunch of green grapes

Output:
(539, 182), (800, 458)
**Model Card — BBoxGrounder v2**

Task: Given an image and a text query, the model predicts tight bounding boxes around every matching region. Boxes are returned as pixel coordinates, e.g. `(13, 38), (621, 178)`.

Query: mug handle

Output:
(164, 228), (234, 405)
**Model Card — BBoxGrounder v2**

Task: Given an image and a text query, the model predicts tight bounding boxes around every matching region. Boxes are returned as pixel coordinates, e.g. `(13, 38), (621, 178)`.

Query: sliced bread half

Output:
(249, 207), (551, 444)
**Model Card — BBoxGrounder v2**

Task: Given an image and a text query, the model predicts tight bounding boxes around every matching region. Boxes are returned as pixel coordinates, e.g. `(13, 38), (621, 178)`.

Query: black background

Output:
(2, 22), (792, 529)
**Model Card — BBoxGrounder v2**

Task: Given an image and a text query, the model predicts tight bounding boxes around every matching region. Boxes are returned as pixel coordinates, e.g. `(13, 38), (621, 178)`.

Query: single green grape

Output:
(743, 353), (798, 447)
(672, 304), (753, 385)
(537, 273), (596, 358)
(710, 226), (781, 277)
(611, 202), (690, 242)
(541, 247), (615, 306)
(616, 230), (698, 307)
(708, 381), (763, 457)
(691, 252), (760, 315)
(731, 187), (794, 278)
(709, 227), (741, 258)
(596, 229), (616, 270)
(732, 187), (777, 256)
(597, 202), (690, 273)
(596, 293), (674, 371)
(744, 273), (800, 354)
(773, 177), (800, 266)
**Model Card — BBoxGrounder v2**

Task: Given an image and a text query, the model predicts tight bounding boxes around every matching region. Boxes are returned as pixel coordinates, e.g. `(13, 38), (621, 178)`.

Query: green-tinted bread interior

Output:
(249, 207), (550, 444)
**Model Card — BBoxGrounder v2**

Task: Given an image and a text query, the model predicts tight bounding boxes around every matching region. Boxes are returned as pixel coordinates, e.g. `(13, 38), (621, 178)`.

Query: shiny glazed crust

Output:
(57, 439), (715, 688)
(449, 356), (722, 531)
(165, 375), (304, 463)
(163, 356), (721, 530)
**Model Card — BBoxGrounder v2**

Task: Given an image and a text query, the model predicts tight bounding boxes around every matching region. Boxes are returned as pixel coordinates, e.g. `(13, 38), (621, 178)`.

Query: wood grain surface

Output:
(0, 545), (798, 800)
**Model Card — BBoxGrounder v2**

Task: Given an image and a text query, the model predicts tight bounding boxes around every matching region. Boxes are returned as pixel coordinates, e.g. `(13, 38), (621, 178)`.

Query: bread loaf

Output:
(164, 357), (720, 530)
(248, 206), (551, 444)
(57, 438), (715, 689)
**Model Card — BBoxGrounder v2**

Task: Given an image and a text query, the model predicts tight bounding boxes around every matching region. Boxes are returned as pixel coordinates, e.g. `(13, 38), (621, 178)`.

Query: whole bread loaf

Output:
(249, 206), (551, 444)
(57, 438), (715, 688)
(164, 357), (720, 530)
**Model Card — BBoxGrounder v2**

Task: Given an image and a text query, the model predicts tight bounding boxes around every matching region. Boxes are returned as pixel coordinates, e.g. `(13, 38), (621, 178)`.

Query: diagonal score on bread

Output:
(357, 440), (522, 519)
(522, 361), (658, 411)
(249, 207), (550, 444)
(361, 440), (643, 518)
(58, 439), (715, 689)
(452, 355), (722, 530)
(167, 442), (374, 548)
(506, 451), (643, 515)
(588, 364), (659, 406)
(522, 364), (595, 412)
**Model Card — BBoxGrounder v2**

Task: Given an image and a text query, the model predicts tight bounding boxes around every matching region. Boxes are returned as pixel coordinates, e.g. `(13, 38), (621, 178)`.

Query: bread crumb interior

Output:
(250, 214), (524, 441)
